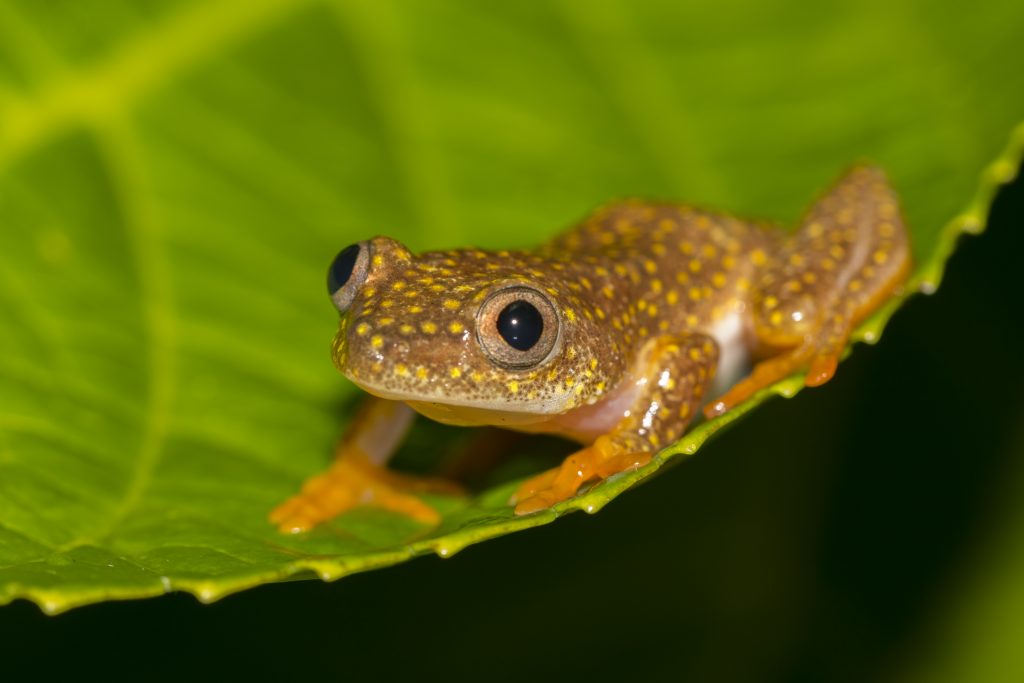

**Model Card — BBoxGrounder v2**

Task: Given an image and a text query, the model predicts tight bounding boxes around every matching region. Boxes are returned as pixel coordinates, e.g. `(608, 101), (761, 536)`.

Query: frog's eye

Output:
(327, 242), (369, 313)
(477, 286), (560, 369)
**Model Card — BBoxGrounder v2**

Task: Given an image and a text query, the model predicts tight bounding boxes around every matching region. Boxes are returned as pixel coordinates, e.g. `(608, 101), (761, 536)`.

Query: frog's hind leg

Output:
(706, 164), (910, 418)
(270, 397), (462, 533)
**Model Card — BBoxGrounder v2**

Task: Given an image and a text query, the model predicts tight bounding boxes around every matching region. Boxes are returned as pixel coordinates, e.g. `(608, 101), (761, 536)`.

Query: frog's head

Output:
(326, 237), (624, 426)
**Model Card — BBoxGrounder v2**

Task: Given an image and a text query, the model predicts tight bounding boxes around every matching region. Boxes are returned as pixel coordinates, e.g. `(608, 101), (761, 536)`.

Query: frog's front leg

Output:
(513, 334), (719, 515)
(270, 397), (461, 533)
(706, 164), (911, 417)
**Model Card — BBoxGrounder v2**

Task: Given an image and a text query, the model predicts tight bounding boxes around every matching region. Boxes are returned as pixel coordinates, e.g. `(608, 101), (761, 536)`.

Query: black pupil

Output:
(496, 300), (543, 351)
(327, 244), (360, 295)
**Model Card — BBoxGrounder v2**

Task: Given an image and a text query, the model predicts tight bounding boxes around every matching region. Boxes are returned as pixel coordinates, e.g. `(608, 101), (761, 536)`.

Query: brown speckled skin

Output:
(337, 165), (906, 435)
(274, 164), (909, 527)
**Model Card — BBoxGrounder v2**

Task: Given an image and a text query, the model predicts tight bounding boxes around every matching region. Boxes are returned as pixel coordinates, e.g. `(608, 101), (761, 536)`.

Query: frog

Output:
(270, 164), (910, 533)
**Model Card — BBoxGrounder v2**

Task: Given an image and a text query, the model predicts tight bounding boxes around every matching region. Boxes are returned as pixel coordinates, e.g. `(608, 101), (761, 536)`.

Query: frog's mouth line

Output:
(343, 373), (574, 425)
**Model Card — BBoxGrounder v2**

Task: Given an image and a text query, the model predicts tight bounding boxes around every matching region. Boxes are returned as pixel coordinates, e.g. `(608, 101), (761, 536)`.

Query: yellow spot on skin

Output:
(395, 364), (409, 377)
(392, 281), (406, 291)
(379, 317), (394, 326)
(371, 335), (383, 349)
(788, 253), (805, 267)
(430, 284), (445, 292)
(685, 314), (699, 327)
(848, 279), (863, 292)
(751, 249), (767, 266)
(764, 295), (779, 309)
(443, 299), (460, 310)
(651, 243), (666, 256)
(595, 307), (606, 320)
(638, 300), (647, 312)
(382, 300), (395, 309)
(448, 322), (464, 334)
(711, 272), (727, 288)
(689, 259), (702, 273)
(829, 245), (845, 260)
(471, 371), (484, 382)
(680, 402), (691, 419)
(355, 323), (370, 336)
(567, 346), (577, 359)
(507, 381), (519, 394)
(873, 250), (889, 265)
(648, 434), (661, 447)
(666, 290), (679, 305)
(590, 358), (598, 370)
(363, 287), (377, 298)
(721, 255), (736, 270)
(770, 311), (784, 326)
(680, 241), (694, 255)
(879, 221), (895, 237)
(688, 287), (702, 301)
(650, 279), (663, 294)
(450, 367), (462, 378)
(802, 272), (817, 285)
(821, 258), (836, 271)
(416, 367), (429, 380)
(421, 322), (437, 334)
(688, 348), (703, 361)
(643, 259), (658, 274)
(400, 324), (414, 335)
(409, 305), (423, 314)
(564, 308), (577, 322)
(372, 254), (384, 268)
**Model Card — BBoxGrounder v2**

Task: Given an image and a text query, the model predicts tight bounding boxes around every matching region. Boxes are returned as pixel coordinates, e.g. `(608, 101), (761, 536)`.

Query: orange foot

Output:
(511, 436), (651, 515)
(270, 452), (463, 533)
(703, 343), (842, 419)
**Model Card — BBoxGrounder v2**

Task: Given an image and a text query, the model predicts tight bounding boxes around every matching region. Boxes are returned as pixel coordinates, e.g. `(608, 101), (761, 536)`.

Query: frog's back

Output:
(539, 200), (775, 348)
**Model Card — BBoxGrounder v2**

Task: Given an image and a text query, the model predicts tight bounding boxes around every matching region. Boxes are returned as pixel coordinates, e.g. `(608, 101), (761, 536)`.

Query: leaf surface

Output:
(0, 0), (1022, 612)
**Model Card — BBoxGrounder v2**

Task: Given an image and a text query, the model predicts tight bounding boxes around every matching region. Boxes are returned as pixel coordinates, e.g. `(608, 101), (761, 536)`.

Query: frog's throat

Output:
(346, 366), (644, 440)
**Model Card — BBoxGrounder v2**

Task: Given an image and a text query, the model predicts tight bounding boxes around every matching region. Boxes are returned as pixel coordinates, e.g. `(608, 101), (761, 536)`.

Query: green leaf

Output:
(0, 0), (1021, 613)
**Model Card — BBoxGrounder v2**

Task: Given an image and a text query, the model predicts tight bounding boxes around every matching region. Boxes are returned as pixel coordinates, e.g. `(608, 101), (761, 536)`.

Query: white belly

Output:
(706, 311), (751, 400)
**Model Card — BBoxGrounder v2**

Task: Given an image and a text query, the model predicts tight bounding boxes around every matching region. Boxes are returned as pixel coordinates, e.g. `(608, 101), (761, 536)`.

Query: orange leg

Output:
(269, 398), (462, 533)
(513, 334), (718, 515)
(705, 165), (910, 419)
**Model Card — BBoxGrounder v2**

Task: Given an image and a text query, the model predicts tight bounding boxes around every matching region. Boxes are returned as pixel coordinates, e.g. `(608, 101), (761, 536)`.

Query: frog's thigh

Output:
(707, 165), (911, 417)
(514, 333), (719, 515)
(270, 397), (459, 533)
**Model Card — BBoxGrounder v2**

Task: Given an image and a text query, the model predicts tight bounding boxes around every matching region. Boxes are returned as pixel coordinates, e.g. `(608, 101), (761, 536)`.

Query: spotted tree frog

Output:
(270, 165), (910, 532)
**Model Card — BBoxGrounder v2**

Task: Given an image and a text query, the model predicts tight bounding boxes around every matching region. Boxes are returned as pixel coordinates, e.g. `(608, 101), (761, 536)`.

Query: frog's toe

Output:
(269, 455), (449, 532)
(805, 353), (839, 387)
(511, 442), (651, 516)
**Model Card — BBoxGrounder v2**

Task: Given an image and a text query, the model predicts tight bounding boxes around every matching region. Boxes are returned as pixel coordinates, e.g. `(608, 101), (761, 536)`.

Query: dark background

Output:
(1, 173), (1021, 681)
